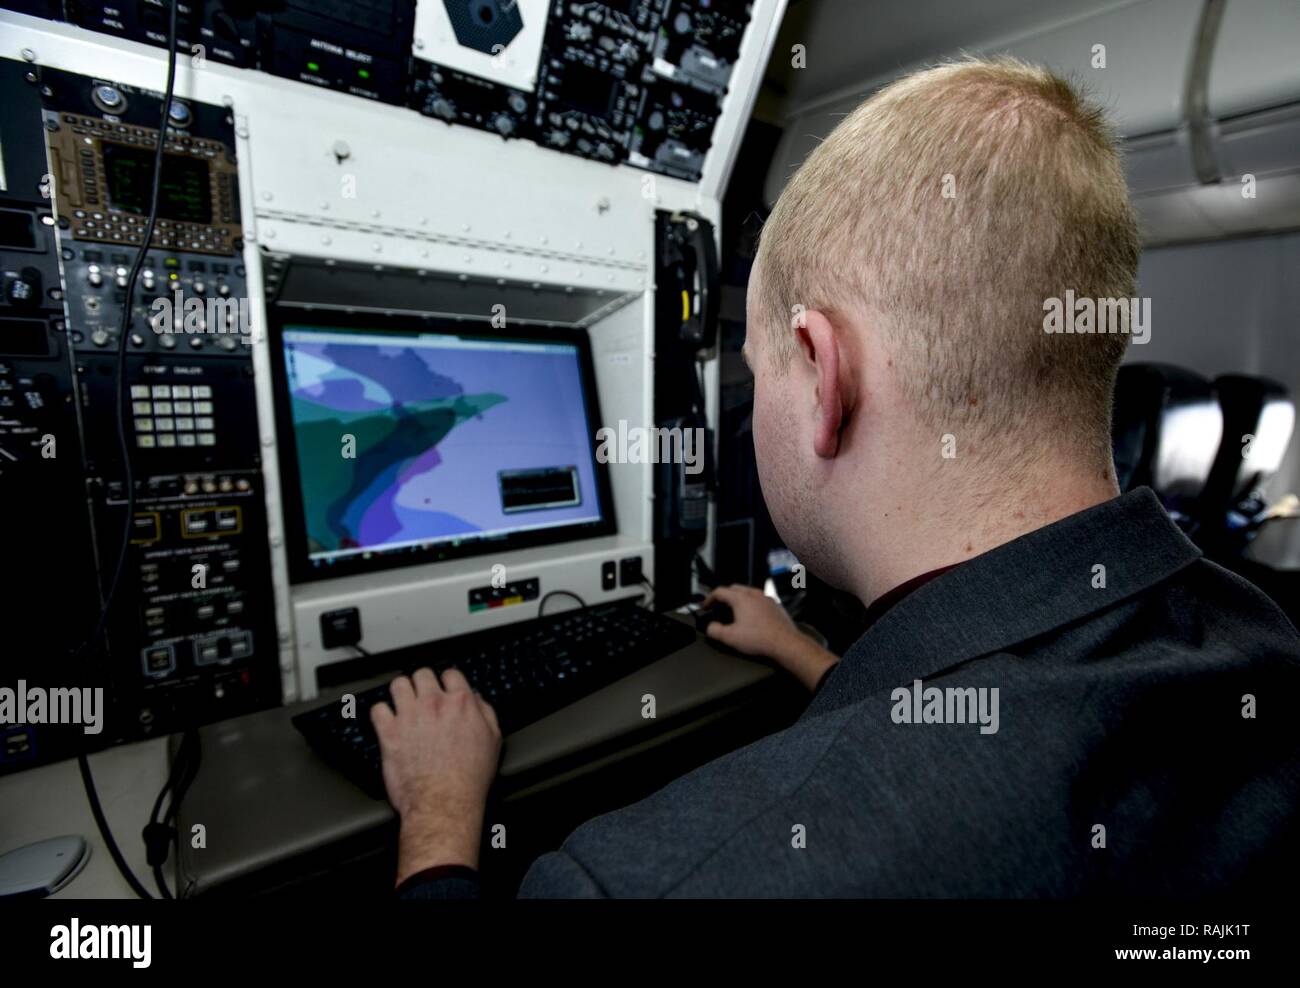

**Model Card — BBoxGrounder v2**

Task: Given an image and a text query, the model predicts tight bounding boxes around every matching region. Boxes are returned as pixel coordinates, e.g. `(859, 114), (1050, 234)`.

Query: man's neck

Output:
(850, 462), (1120, 606)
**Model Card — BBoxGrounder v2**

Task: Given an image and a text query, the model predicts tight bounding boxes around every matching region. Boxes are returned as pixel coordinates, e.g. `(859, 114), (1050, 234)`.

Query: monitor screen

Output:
(272, 316), (615, 581)
(102, 142), (213, 224)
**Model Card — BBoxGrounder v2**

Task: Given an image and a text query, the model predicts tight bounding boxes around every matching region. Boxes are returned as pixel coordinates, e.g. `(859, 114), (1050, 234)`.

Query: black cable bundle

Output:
(75, 0), (183, 901)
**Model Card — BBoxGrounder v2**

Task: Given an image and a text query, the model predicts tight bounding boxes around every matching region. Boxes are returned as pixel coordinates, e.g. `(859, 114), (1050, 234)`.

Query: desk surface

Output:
(175, 624), (778, 893)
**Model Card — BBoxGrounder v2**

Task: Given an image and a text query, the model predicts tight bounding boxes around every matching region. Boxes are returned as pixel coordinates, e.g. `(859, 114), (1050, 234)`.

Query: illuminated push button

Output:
(130, 385), (150, 399)
(158, 434), (177, 447)
(94, 85), (125, 111)
(134, 418), (153, 431)
(178, 433), (196, 447)
(198, 433), (216, 446)
(153, 401), (173, 415)
(136, 435), (156, 448)
(132, 401), (151, 415)
(172, 385), (192, 398)
(151, 385), (171, 398)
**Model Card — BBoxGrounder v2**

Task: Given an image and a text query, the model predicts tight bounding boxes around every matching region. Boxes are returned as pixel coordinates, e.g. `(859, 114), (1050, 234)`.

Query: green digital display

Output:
(101, 142), (212, 225)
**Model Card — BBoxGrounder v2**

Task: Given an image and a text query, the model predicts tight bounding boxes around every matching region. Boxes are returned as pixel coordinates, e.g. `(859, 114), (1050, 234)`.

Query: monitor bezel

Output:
(267, 308), (618, 585)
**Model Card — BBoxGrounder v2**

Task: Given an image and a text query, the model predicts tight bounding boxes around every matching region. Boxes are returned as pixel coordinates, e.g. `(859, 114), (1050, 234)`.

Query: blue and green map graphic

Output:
(282, 328), (603, 559)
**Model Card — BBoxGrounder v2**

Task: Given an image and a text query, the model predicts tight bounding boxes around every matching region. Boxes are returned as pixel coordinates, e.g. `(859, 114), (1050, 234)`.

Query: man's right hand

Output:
(702, 585), (839, 692)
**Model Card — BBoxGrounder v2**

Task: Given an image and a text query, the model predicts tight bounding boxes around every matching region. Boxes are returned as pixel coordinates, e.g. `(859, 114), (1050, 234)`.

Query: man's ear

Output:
(794, 309), (852, 459)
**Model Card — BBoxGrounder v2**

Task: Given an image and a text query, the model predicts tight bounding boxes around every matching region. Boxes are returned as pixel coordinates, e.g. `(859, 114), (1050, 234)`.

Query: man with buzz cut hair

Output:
(375, 57), (1299, 898)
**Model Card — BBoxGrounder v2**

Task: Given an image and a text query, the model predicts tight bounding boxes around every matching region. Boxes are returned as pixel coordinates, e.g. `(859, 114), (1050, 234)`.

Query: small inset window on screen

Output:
(498, 466), (582, 513)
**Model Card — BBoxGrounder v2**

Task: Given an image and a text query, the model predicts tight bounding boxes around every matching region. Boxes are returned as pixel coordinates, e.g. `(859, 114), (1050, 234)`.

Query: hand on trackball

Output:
(702, 584), (839, 692)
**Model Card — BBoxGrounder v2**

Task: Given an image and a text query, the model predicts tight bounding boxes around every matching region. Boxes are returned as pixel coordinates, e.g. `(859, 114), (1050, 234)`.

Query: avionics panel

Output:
(268, 310), (616, 583)
(409, 61), (535, 140)
(41, 67), (248, 358)
(66, 0), (260, 68)
(43, 72), (242, 258)
(410, 0), (755, 179)
(31, 0), (762, 182)
(0, 55), (99, 775)
(10, 59), (281, 758)
(259, 0), (417, 104)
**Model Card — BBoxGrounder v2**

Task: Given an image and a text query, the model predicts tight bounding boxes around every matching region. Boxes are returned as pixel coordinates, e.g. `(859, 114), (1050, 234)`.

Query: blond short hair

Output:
(756, 57), (1140, 458)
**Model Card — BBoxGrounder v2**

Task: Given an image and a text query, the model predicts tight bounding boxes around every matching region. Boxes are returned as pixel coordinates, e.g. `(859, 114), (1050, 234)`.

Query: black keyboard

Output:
(292, 600), (697, 797)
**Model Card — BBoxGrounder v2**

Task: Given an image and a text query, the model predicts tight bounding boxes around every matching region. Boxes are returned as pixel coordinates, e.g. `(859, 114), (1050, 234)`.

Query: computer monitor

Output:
(268, 311), (616, 582)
